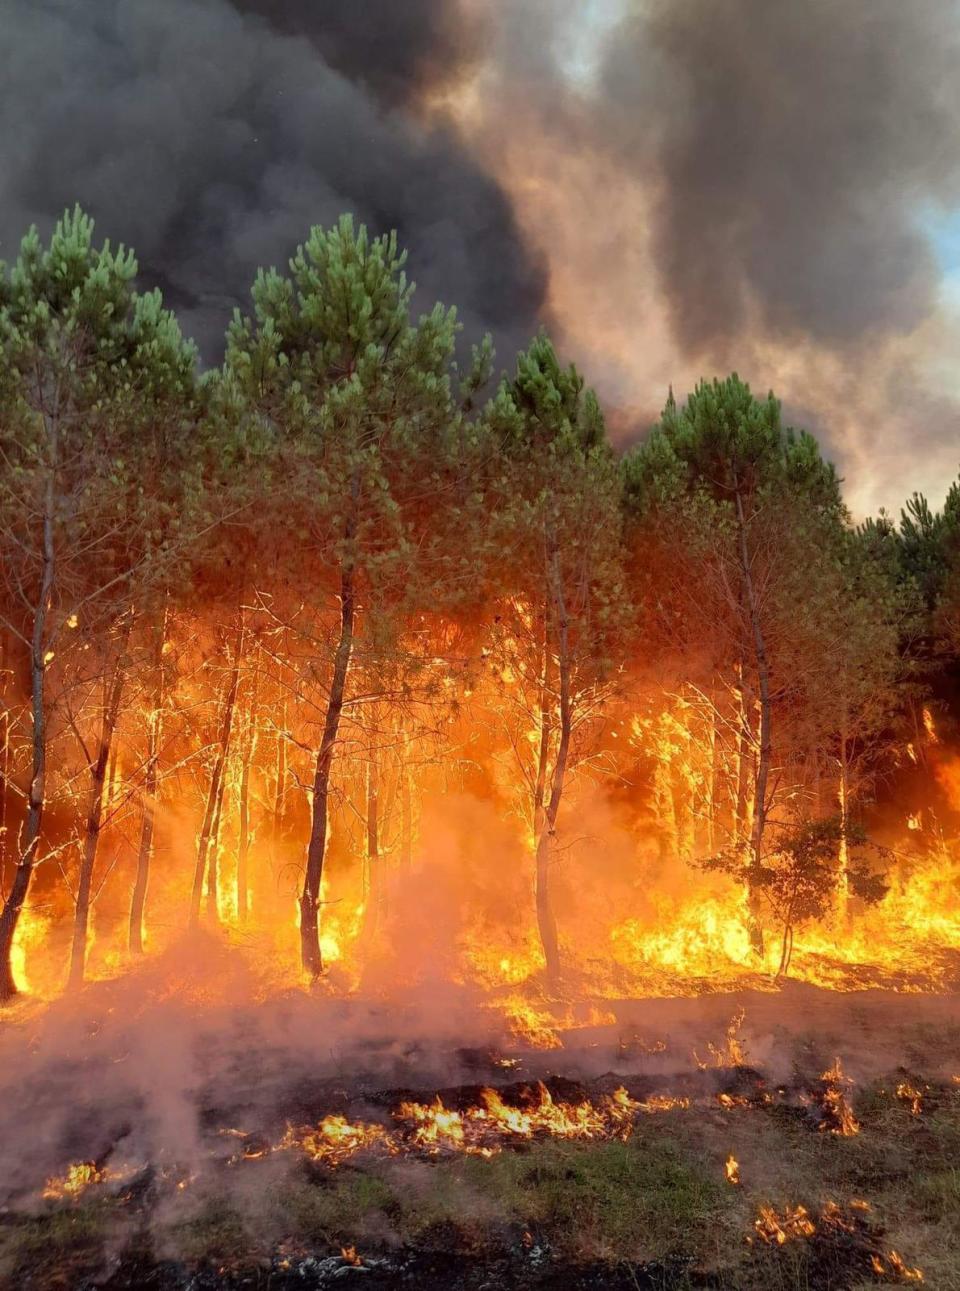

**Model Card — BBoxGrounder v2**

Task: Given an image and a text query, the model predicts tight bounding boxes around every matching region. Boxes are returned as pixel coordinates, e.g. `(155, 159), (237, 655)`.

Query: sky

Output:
(2, 0), (959, 518)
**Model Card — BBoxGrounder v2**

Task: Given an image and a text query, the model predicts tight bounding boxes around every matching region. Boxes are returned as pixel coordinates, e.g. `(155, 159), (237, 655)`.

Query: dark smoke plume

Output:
(230, 0), (488, 109)
(0, 0), (545, 358)
(601, 0), (960, 355)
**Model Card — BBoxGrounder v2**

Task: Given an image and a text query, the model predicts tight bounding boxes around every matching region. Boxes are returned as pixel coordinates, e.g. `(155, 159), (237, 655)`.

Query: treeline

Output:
(0, 207), (958, 997)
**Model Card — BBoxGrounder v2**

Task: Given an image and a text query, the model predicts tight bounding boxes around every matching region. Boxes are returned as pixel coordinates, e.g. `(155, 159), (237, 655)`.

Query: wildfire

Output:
(694, 1008), (748, 1069)
(820, 1058), (860, 1136)
(896, 1081), (924, 1116)
(281, 1115), (390, 1165)
(281, 1083), (672, 1166)
(751, 1199), (923, 1281)
(871, 1250), (925, 1282)
(42, 1161), (106, 1200)
(753, 1203), (816, 1245)
(725, 1154), (740, 1184)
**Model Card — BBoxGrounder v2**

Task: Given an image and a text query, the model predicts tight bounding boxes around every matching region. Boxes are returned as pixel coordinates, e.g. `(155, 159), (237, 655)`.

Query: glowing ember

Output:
(725, 1154), (740, 1185)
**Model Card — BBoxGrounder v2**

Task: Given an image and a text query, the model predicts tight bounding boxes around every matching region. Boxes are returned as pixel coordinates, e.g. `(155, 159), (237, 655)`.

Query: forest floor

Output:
(1, 958), (959, 1290)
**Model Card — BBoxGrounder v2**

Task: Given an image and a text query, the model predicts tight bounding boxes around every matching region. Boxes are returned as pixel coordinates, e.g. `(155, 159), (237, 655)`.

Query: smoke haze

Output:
(3, 0), (960, 512)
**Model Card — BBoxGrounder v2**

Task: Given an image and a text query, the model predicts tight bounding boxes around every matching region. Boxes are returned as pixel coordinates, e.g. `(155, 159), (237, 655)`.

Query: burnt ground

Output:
(1, 972), (959, 1290)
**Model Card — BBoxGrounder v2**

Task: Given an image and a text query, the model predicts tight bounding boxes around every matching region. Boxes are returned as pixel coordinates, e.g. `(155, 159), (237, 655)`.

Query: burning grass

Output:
(2, 984), (959, 1288)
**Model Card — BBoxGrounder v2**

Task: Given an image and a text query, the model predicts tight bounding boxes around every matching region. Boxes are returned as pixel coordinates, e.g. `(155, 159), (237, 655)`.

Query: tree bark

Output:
(300, 560), (355, 978)
(68, 616), (132, 989)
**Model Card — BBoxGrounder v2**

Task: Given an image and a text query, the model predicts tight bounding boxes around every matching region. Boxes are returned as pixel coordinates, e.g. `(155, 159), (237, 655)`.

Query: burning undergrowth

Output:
(1, 958), (957, 1288)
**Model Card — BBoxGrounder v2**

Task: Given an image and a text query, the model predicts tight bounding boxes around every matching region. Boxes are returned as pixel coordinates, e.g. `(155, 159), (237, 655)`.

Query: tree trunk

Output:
(0, 426), (57, 1001)
(130, 609), (168, 955)
(734, 486), (771, 955)
(236, 650), (259, 922)
(190, 617), (243, 927)
(300, 561), (355, 978)
(776, 922), (794, 981)
(705, 701), (717, 854)
(363, 739), (381, 939)
(236, 735), (255, 923)
(836, 702), (850, 922)
(272, 698), (287, 859)
(534, 551), (571, 991)
(0, 633), (10, 896)
(68, 617), (131, 989)
(734, 664), (753, 848)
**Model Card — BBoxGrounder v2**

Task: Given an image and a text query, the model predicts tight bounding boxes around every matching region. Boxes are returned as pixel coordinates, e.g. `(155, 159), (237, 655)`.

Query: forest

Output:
(1, 205), (960, 1020)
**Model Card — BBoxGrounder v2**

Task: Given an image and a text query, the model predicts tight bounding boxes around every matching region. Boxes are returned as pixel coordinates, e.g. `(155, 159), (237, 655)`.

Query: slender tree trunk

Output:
(534, 551), (570, 990)
(300, 560), (355, 978)
(69, 617), (132, 989)
(705, 701), (717, 854)
(190, 617), (243, 927)
(836, 702), (850, 922)
(272, 698), (287, 856)
(0, 633), (10, 896)
(734, 664), (753, 849)
(363, 740), (381, 938)
(776, 922), (794, 981)
(734, 486), (771, 955)
(0, 422), (58, 1001)
(236, 652), (259, 922)
(236, 736), (254, 923)
(130, 609), (168, 954)
(105, 741), (120, 812)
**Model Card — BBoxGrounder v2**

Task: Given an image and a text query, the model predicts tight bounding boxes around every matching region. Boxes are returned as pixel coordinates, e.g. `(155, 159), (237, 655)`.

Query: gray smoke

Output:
(0, 0), (546, 359)
(600, 0), (960, 356)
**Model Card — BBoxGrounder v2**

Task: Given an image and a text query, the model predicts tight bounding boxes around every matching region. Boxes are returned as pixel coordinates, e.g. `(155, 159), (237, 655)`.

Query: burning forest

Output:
(3, 2), (960, 1286)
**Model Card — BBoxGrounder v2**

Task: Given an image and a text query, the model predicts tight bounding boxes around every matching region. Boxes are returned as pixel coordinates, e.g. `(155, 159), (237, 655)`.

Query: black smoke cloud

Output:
(0, 0), (545, 359)
(600, 0), (960, 357)
(230, 0), (488, 109)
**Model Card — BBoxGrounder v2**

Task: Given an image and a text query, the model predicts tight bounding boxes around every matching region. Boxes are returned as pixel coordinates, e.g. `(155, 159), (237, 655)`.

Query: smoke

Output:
(3, 0), (960, 507)
(452, 0), (960, 513)
(602, 0), (960, 355)
(0, 0), (545, 359)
